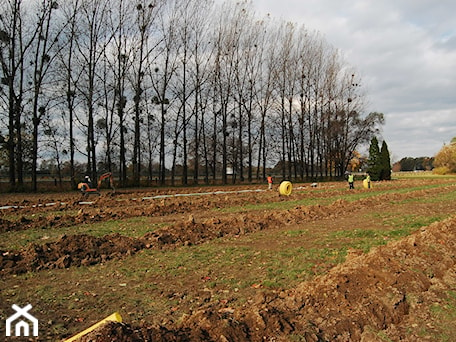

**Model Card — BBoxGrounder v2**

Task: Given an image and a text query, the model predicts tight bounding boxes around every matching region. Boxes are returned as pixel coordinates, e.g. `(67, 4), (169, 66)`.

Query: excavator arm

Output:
(97, 172), (115, 191)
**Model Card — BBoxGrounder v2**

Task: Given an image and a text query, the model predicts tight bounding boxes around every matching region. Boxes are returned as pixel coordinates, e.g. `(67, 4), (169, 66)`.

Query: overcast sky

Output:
(247, 0), (456, 161)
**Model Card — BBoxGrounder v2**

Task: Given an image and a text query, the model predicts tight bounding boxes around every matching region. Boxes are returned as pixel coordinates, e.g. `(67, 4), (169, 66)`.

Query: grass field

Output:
(1, 173), (456, 340)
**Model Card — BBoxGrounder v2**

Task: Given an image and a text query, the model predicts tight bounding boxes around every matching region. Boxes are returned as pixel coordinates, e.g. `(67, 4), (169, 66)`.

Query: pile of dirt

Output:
(78, 321), (190, 342)
(69, 215), (456, 341)
(0, 210), (113, 233)
(0, 234), (145, 275)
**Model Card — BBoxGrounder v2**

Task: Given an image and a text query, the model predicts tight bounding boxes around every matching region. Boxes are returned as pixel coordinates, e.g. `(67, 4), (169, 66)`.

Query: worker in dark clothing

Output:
(348, 173), (354, 189)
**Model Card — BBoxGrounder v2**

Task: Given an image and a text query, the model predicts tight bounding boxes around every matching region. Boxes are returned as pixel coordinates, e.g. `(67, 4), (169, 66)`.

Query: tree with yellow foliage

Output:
(349, 151), (362, 172)
(433, 138), (456, 174)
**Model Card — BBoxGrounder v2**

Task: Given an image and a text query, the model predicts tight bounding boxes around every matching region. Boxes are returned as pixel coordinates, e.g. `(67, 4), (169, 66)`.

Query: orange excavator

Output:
(78, 172), (115, 197)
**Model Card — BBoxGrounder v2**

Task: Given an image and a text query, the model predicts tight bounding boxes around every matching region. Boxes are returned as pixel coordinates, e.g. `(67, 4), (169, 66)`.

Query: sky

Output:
(248, 0), (456, 161)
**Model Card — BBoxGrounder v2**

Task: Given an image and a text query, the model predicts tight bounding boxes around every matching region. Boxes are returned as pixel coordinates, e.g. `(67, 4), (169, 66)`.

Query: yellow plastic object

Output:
(279, 181), (292, 196)
(63, 312), (122, 342)
(363, 179), (372, 189)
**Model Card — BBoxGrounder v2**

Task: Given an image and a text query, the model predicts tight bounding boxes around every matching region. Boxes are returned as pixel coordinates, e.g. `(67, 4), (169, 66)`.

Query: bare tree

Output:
(172, 0), (191, 185)
(230, 7), (263, 183)
(55, 0), (83, 189)
(73, 0), (113, 181)
(30, 0), (63, 191)
(0, 0), (37, 188)
(253, 20), (277, 181)
(169, 0), (214, 185)
(130, 0), (160, 186)
(101, 0), (136, 185)
(272, 22), (299, 179)
(188, 0), (214, 185)
(150, 0), (180, 185)
(211, 1), (249, 184)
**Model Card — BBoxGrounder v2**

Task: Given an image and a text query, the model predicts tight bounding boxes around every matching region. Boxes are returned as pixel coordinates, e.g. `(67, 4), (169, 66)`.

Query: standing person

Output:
(84, 175), (92, 188)
(365, 173), (371, 189)
(267, 175), (273, 190)
(348, 173), (354, 189)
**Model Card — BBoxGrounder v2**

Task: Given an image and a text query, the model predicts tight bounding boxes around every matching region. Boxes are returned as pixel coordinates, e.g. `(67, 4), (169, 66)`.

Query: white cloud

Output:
(250, 0), (456, 159)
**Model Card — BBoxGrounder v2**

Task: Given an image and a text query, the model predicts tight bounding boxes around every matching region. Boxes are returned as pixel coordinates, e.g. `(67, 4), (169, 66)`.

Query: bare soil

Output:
(1, 178), (456, 341)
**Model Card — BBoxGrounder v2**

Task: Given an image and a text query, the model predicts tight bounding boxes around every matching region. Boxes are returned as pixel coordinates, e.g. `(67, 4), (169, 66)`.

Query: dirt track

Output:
(1, 179), (456, 341)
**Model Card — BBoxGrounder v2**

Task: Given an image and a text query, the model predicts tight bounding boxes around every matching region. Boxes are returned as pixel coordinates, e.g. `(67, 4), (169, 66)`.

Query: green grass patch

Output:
(285, 229), (309, 237)
(369, 213), (447, 231)
(329, 228), (388, 252)
(0, 216), (161, 250)
(427, 291), (456, 341)
(328, 214), (446, 253)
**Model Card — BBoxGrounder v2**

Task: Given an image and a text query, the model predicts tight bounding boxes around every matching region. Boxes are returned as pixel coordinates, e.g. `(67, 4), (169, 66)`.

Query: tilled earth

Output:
(1, 179), (456, 341)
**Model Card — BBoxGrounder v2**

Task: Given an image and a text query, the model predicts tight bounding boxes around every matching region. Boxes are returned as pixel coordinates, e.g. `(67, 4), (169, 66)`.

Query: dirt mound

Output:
(0, 234), (145, 275)
(78, 321), (190, 342)
(0, 217), (18, 232)
(71, 216), (456, 341)
(0, 210), (115, 233)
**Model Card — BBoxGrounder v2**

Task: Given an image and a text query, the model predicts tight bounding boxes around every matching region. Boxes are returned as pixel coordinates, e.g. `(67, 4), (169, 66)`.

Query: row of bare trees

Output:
(0, 0), (383, 190)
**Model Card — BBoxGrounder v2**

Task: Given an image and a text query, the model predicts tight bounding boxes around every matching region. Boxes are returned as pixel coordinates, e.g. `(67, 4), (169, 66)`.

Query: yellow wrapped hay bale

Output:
(279, 181), (292, 196)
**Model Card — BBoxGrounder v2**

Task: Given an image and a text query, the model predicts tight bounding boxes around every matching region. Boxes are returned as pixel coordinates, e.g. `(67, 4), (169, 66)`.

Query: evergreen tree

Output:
(368, 137), (391, 181)
(380, 141), (391, 180)
(368, 137), (382, 181)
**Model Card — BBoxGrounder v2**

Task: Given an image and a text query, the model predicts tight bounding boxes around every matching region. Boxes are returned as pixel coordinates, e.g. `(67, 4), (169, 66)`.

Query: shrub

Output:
(432, 166), (450, 175)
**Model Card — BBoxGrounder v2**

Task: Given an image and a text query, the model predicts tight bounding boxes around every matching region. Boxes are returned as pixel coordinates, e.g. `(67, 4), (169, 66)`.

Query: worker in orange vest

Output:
(267, 175), (273, 190)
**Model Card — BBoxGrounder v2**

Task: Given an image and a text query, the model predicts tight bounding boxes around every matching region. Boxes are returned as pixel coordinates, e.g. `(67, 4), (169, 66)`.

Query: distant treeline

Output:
(393, 157), (434, 172)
